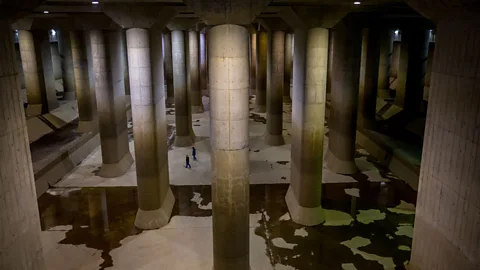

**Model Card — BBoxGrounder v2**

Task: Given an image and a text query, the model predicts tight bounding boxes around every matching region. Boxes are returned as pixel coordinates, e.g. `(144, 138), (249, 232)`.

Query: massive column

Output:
(163, 31), (174, 105)
(51, 41), (62, 80)
(188, 30), (203, 113)
(255, 30), (267, 112)
(326, 30), (334, 94)
(409, 18), (480, 270)
(326, 20), (362, 175)
(210, 24), (250, 270)
(34, 30), (58, 112)
(283, 32), (293, 103)
(200, 31), (207, 91)
(90, 30), (133, 178)
(172, 30), (195, 146)
(286, 28), (328, 226)
(0, 20), (45, 270)
(266, 31), (285, 146)
(357, 28), (380, 129)
(122, 31), (130, 96)
(395, 28), (429, 114)
(126, 28), (174, 229)
(70, 31), (96, 132)
(18, 30), (47, 116)
(58, 30), (76, 100)
(377, 28), (393, 93)
(250, 32), (257, 93)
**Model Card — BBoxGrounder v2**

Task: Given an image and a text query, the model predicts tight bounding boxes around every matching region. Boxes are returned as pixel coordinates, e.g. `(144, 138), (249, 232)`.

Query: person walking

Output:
(192, 147), (197, 161)
(185, 155), (191, 169)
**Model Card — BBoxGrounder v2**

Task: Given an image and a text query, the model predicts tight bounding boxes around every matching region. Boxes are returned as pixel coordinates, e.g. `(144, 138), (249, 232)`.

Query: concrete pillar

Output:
(410, 19), (480, 270)
(250, 32), (257, 92)
(51, 42), (62, 80)
(283, 33), (292, 103)
(357, 28), (380, 129)
(188, 30), (203, 113)
(395, 28), (429, 114)
(255, 31), (267, 112)
(85, 31), (97, 117)
(423, 42), (435, 102)
(90, 30), (133, 178)
(377, 29), (393, 92)
(172, 30), (195, 146)
(0, 20), (45, 270)
(163, 31), (174, 105)
(326, 20), (362, 175)
(285, 28), (328, 226)
(200, 32), (207, 91)
(70, 31), (96, 132)
(122, 31), (130, 96)
(210, 24), (250, 270)
(35, 30), (59, 112)
(126, 28), (175, 230)
(390, 40), (401, 83)
(326, 30), (334, 94)
(58, 30), (76, 100)
(18, 30), (48, 116)
(266, 30), (285, 146)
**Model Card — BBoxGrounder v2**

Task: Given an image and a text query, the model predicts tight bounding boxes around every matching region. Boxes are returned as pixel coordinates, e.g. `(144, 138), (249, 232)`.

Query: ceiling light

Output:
(51, 29), (56, 36)
(43, 10), (49, 14)
(395, 30), (399, 35)
(92, 1), (99, 4)
(354, 1), (361, 4)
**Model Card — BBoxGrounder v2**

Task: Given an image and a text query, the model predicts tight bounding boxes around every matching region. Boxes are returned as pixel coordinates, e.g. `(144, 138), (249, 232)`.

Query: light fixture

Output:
(43, 10), (49, 14)
(51, 29), (56, 36)
(354, 1), (361, 4)
(92, 1), (99, 4)
(395, 29), (399, 35)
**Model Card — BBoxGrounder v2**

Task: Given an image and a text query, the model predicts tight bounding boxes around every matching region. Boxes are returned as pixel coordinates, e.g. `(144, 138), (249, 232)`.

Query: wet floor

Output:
(38, 173), (416, 270)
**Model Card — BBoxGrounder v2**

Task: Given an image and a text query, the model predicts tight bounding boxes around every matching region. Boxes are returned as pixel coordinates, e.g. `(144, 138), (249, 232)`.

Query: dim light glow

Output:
(395, 30), (399, 35)
(354, 1), (361, 4)
(92, 1), (99, 4)
(51, 29), (56, 36)
(43, 10), (49, 14)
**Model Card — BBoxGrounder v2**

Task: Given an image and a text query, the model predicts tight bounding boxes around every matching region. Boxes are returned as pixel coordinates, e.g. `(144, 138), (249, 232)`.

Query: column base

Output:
(63, 91), (76, 100)
(26, 104), (43, 117)
(283, 96), (292, 103)
(96, 152), (134, 178)
(174, 135), (195, 147)
(325, 149), (358, 175)
(265, 133), (285, 146)
(254, 105), (266, 113)
(192, 105), (204, 114)
(213, 257), (250, 270)
(285, 186), (325, 226)
(77, 120), (98, 133)
(135, 188), (175, 230)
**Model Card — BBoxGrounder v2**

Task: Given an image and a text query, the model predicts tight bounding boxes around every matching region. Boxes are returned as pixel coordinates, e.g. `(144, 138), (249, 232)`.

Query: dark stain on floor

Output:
(276, 161), (289, 165)
(249, 113), (267, 124)
(253, 149), (260, 152)
(38, 178), (415, 270)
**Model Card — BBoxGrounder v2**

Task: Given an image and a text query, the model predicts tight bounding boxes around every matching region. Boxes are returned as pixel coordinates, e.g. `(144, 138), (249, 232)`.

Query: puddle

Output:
(38, 179), (415, 269)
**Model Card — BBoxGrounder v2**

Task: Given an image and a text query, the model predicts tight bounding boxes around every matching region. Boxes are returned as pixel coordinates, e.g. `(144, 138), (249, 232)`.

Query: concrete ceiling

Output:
(21, 0), (429, 29)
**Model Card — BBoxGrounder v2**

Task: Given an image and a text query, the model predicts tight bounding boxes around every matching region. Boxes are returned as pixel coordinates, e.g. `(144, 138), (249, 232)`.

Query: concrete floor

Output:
(38, 96), (416, 270)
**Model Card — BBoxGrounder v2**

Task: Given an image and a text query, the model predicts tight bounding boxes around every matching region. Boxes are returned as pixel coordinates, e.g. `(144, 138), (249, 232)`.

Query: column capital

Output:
(104, 4), (177, 29)
(256, 18), (290, 31)
(12, 14), (121, 31)
(279, 5), (353, 29)
(167, 18), (201, 31)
